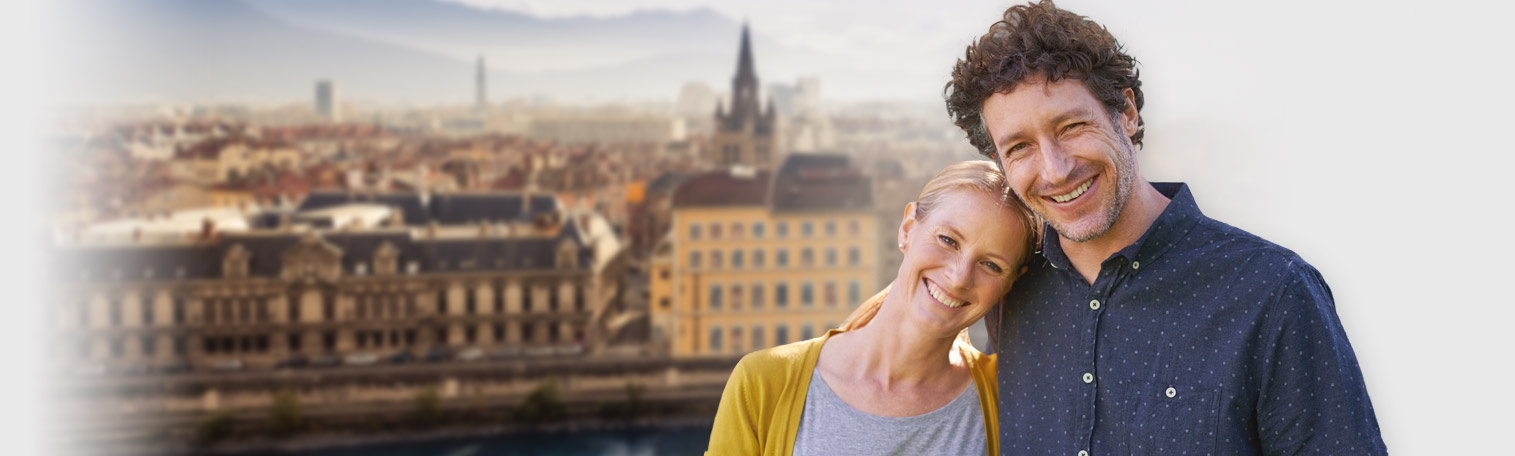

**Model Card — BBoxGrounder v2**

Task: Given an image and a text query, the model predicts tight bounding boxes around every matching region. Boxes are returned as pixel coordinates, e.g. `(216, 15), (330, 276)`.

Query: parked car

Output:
(311, 354), (342, 368)
(343, 353), (379, 366)
(422, 347), (453, 363)
(274, 354), (309, 369)
(524, 346), (555, 357)
(158, 361), (191, 374)
(455, 347), (485, 362)
(554, 344), (585, 356)
(209, 358), (244, 372)
(386, 350), (414, 364)
(488, 346), (521, 360)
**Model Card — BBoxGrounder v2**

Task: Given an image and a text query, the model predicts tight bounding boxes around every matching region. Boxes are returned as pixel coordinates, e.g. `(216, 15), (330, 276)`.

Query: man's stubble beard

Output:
(1048, 121), (1138, 243)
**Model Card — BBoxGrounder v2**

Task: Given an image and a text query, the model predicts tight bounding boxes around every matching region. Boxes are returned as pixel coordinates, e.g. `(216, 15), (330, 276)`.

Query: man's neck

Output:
(1061, 182), (1170, 284)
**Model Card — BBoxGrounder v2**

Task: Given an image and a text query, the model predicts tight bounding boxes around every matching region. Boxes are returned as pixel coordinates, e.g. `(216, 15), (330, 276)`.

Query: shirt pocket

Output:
(1124, 381), (1219, 456)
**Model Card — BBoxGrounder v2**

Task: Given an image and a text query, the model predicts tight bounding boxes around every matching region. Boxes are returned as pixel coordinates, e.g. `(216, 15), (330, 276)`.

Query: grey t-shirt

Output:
(792, 369), (985, 456)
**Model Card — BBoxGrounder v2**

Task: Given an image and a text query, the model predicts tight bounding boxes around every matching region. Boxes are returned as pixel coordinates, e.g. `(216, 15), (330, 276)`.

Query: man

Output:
(945, 1), (1387, 455)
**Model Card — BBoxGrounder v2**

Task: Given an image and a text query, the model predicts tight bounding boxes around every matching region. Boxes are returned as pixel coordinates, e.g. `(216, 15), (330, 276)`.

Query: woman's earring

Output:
(897, 242), (905, 250)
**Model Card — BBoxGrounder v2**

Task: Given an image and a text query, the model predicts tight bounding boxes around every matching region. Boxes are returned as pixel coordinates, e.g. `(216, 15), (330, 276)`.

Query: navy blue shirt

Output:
(990, 183), (1386, 456)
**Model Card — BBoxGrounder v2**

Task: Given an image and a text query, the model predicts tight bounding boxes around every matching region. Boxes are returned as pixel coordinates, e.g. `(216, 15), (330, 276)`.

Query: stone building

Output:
(51, 192), (627, 372)
(712, 24), (781, 170)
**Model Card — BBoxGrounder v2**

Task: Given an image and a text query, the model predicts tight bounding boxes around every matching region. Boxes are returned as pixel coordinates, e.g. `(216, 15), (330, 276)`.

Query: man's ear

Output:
(898, 202), (918, 250)
(1119, 88), (1140, 135)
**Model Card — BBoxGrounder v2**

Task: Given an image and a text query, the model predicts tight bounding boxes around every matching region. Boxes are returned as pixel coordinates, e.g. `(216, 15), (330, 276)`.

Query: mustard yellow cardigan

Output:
(705, 329), (999, 456)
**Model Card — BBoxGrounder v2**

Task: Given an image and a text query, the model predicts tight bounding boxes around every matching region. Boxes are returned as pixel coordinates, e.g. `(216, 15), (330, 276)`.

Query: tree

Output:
(413, 386), (443, 427)
(516, 380), (566, 423)
(269, 389), (304, 435)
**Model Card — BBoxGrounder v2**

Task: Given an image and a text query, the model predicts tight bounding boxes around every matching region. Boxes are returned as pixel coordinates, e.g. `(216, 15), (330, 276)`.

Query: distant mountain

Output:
(66, 0), (475, 103)
(58, 0), (947, 104)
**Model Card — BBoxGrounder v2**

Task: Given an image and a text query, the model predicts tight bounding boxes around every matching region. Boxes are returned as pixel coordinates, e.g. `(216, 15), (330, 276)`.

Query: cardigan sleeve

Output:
(707, 356), (765, 455)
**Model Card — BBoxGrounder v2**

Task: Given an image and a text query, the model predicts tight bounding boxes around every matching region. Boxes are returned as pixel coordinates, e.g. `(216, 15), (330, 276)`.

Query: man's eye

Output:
(937, 235), (958, 248)
(1004, 143), (1029, 157)
(1061, 122), (1086, 134)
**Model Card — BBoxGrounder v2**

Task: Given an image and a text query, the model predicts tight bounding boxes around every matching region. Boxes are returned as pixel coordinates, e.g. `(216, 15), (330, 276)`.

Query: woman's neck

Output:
(822, 293), (963, 389)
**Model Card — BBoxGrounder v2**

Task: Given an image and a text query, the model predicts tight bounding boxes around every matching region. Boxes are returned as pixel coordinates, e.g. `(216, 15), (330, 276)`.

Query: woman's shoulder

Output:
(734, 337), (826, 377)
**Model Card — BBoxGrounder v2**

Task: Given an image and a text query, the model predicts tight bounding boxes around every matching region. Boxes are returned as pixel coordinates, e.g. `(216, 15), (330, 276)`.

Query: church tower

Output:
(713, 24), (780, 169)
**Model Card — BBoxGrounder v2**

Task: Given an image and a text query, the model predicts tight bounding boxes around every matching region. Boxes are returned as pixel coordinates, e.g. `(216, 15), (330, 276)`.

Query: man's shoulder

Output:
(1187, 215), (1321, 280)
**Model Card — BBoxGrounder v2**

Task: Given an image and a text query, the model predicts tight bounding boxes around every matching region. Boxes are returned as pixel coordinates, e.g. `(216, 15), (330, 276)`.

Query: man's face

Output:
(981, 77), (1141, 242)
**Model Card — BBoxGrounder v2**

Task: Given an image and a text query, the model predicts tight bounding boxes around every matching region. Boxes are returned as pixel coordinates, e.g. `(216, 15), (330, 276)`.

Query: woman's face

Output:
(894, 189), (1029, 337)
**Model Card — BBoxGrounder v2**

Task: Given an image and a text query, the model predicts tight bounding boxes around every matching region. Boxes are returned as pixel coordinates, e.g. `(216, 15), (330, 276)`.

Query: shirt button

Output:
(1132, 261), (1140, 270)
(1166, 387), (1177, 398)
(1082, 373), (1094, 384)
(1089, 299), (1101, 310)
(1078, 451), (1089, 456)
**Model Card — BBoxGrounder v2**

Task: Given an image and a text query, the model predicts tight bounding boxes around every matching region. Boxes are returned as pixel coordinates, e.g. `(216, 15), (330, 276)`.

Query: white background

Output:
(7, 0), (1514, 453)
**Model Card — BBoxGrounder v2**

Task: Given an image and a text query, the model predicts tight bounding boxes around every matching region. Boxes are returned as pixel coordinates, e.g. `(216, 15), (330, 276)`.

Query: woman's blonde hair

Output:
(836, 160), (1041, 344)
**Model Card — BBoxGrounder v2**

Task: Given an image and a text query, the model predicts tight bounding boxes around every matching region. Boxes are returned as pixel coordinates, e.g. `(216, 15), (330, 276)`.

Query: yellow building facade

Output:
(650, 154), (878, 357)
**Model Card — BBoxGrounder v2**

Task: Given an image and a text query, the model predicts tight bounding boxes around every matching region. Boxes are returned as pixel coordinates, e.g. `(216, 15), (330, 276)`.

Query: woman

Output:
(706, 160), (1041, 456)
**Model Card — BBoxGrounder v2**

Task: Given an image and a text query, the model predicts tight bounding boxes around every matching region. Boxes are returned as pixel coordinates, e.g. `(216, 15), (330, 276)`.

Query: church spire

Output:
(735, 22), (757, 87)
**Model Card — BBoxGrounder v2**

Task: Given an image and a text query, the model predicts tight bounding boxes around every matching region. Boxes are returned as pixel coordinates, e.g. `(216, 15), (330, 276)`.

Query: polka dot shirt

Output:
(988, 183), (1387, 456)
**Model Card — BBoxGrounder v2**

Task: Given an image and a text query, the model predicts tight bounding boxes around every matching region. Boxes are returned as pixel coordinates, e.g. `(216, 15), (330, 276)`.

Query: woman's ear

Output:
(898, 202), (917, 251)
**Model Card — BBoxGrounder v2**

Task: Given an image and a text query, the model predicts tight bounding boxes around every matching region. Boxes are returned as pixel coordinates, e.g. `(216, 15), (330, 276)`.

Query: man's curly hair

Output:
(945, 0), (1144, 159)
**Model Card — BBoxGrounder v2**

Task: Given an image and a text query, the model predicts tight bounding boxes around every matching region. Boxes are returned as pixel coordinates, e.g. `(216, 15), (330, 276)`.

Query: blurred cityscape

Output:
(45, 1), (981, 454)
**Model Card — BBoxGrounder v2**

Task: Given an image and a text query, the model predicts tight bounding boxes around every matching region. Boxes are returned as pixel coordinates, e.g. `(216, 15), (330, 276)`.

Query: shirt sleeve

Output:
(707, 358), (764, 455)
(1255, 263), (1388, 455)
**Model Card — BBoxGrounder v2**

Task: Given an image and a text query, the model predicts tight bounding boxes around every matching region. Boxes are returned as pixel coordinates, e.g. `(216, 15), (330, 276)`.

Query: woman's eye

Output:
(937, 234), (957, 248)
(982, 261), (1003, 274)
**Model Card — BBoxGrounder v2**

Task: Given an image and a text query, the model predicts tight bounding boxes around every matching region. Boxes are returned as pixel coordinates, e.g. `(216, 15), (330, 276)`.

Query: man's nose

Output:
(1037, 139), (1075, 184)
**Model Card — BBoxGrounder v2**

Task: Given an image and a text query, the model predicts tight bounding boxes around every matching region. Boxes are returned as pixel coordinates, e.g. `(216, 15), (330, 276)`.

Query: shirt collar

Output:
(1039, 182), (1203, 271)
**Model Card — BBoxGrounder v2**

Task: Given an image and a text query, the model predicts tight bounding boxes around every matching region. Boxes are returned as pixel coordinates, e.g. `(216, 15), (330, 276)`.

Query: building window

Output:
(548, 324), (561, 343)
(356, 297), (368, 319)
(751, 325), (765, 350)
(465, 290), (477, 315)
(108, 299), (122, 327)
(825, 281), (838, 307)
(802, 323), (816, 341)
(752, 222), (765, 238)
(324, 294), (336, 321)
(495, 285), (505, 313)
(731, 222), (744, 238)
(777, 222), (789, 238)
(732, 250), (744, 269)
(825, 221), (836, 237)
(753, 249), (766, 268)
(465, 326), (477, 344)
(548, 286), (559, 312)
(142, 336), (157, 356)
(710, 223), (723, 239)
(802, 282), (814, 307)
(522, 323), (535, 343)
(732, 326), (745, 353)
(174, 337), (186, 356)
(494, 324), (505, 342)
(731, 284), (744, 310)
(777, 249), (789, 268)
(848, 247), (861, 266)
(775, 325), (790, 346)
(690, 251), (702, 269)
(751, 283), (765, 309)
(849, 280), (861, 304)
(825, 248), (837, 266)
(801, 221), (814, 237)
(689, 223), (702, 240)
(323, 332), (336, 350)
(575, 286), (586, 312)
(709, 284), (723, 311)
(436, 289), (449, 314)
(848, 220), (861, 236)
(775, 283), (789, 308)
(709, 326), (724, 354)
(660, 297), (671, 309)
(289, 334), (302, 351)
(801, 248), (814, 267)
(711, 250), (724, 269)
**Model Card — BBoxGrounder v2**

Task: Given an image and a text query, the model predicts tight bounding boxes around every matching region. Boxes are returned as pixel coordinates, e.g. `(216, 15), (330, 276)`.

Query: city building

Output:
(649, 154), (877, 357)
(51, 192), (628, 372)
(315, 79), (339, 122)
(712, 24), (782, 170)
